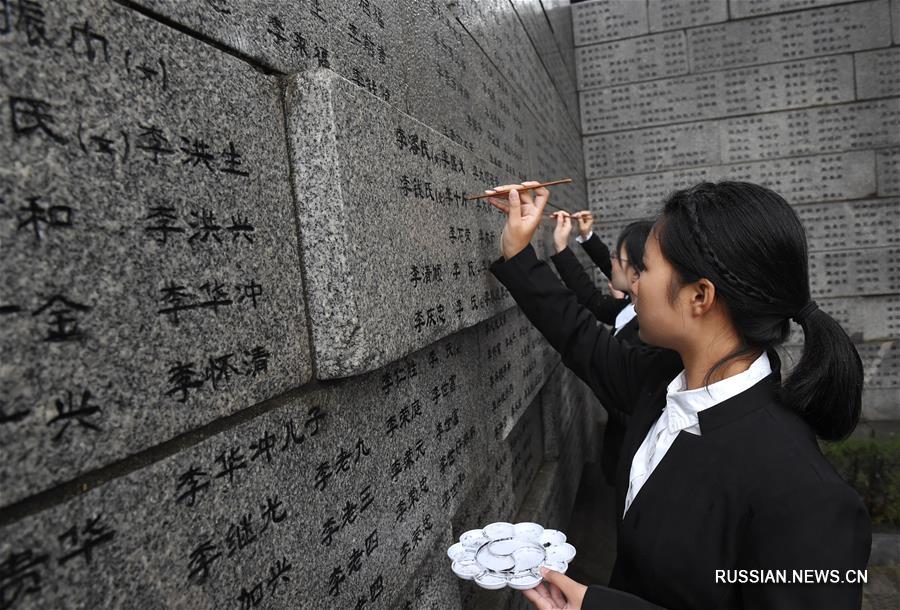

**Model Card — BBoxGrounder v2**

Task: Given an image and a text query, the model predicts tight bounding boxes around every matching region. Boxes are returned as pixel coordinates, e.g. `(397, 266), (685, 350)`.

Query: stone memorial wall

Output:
(0, 1), (599, 609)
(574, 0), (900, 419)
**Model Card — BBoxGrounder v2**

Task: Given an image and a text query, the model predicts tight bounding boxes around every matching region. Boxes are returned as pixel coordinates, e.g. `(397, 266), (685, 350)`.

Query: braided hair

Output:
(655, 182), (862, 440)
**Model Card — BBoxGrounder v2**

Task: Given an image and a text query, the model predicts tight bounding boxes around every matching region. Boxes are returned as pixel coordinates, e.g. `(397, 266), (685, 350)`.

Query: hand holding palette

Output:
(446, 522), (577, 590)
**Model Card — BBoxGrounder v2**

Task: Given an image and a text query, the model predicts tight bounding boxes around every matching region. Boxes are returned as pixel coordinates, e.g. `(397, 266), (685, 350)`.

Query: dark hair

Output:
(655, 181), (863, 441)
(616, 220), (654, 272)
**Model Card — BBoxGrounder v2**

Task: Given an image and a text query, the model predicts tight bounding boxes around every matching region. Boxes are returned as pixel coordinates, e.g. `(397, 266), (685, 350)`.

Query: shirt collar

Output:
(664, 352), (773, 435)
(614, 303), (637, 334)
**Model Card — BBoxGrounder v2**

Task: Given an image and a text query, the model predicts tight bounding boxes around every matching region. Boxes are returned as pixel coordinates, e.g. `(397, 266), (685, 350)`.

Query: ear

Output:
(688, 278), (716, 316)
(627, 266), (640, 285)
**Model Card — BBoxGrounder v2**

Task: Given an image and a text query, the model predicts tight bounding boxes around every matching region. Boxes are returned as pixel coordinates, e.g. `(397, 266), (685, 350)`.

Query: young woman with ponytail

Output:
(486, 180), (871, 609)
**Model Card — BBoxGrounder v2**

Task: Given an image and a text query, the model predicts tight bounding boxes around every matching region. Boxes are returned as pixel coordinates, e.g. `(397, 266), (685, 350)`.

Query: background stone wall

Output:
(0, 1), (599, 609)
(574, 0), (900, 420)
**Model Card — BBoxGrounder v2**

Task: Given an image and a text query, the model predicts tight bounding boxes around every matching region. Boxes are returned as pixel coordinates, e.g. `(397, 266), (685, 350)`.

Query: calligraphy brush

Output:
(467, 178), (576, 217)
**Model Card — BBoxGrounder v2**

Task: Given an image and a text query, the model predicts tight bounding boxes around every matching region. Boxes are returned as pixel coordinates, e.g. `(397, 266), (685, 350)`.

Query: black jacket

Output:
(549, 244), (643, 485)
(550, 245), (628, 325)
(491, 245), (871, 610)
(580, 232), (613, 278)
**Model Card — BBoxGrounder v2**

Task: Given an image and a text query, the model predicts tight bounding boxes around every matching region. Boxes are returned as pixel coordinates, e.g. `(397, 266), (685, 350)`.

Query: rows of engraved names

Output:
(580, 55), (854, 134)
(809, 247), (900, 297)
(132, 0), (404, 104)
(0, 321), (528, 609)
(286, 68), (530, 378)
(877, 149), (900, 195)
(389, 122), (513, 338)
(572, 0), (648, 46)
(572, 0), (733, 44)
(855, 48), (900, 99)
(649, 0), (727, 32)
(0, 0), (310, 507)
(729, 0), (851, 19)
(583, 99), (900, 178)
(576, 30), (688, 90)
(479, 308), (558, 445)
(688, 0), (891, 73)
(586, 152), (876, 221)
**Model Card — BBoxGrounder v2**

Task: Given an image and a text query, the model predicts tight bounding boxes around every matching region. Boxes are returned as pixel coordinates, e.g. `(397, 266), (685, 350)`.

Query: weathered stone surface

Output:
(649, 0), (728, 32)
(393, 526), (462, 610)
(480, 307), (560, 444)
(795, 199), (900, 253)
(572, 0), (649, 46)
(540, 363), (600, 464)
(688, 0), (891, 72)
(584, 121), (719, 179)
(584, 100), (900, 178)
(523, 386), (590, 529)
(0, 0), (311, 507)
(576, 31), (689, 90)
(587, 151), (876, 222)
(730, 0), (863, 19)
(0, 324), (499, 608)
(894, 0), (900, 43)
(515, 461), (572, 539)
(454, 0), (569, 131)
(541, 364), (578, 460)
(132, 0), (408, 108)
(451, 453), (518, 557)
(137, 0), (566, 186)
(537, 0), (580, 124)
(855, 48), (900, 99)
(285, 69), (520, 379)
(877, 148), (900, 195)
(528, 110), (588, 215)
(543, 0), (579, 103)
(510, 0), (574, 101)
(508, 396), (544, 509)
(133, 0), (580, 186)
(401, 1), (533, 182)
(581, 55), (855, 134)
(718, 101), (900, 163)
(809, 247), (900, 298)
(544, 0), (576, 55)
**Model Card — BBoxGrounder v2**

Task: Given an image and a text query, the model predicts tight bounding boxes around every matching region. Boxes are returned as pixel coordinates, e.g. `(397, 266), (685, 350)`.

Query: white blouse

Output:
(623, 351), (773, 517)
(614, 303), (637, 335)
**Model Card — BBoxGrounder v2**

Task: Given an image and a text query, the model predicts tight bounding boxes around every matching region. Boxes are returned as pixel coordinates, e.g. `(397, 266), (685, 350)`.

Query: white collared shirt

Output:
(575, 231), (593, 243)
(614, 303), (636, 335)
(623, 352), (773, 517)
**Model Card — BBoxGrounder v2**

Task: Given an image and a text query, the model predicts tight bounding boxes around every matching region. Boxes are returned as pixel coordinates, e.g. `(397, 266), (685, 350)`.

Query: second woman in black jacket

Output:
(550, 214), (657, 486)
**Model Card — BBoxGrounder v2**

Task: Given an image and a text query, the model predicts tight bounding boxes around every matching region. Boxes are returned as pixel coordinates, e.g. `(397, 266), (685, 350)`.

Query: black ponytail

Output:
(656, 182), (863, 441)
(785, 306), (863, 440)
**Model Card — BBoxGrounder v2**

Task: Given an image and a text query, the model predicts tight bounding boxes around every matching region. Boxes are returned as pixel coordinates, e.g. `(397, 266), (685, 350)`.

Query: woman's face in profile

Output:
(610, 245), (636, 293)
(632, 229), (684, 349)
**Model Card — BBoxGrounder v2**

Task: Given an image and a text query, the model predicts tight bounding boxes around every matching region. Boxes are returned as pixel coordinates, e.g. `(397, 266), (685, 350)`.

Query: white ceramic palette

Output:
(446, 522), (576, 590)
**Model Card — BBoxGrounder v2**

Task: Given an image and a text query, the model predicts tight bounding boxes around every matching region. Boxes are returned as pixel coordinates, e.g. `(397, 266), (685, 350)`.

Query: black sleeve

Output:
(549, 246), (627, 326)
(738, 482), (871, 609)
(580, 233), (612, 279)
(582, 587), (668, 609)
(595, 294), (629, 326)
(490, 245), (678, 417)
